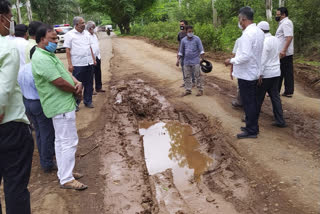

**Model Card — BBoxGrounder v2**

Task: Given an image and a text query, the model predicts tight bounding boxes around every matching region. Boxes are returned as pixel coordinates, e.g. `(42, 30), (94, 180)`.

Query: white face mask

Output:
(94, 28), (97, 33)
(187, 32), (194, 38)
(238, 22), (243, 30)
(2, 15), (15, 35)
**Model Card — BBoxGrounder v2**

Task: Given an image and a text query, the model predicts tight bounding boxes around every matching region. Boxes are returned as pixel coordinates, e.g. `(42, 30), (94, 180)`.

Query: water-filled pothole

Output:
(139, 121), (213, 188)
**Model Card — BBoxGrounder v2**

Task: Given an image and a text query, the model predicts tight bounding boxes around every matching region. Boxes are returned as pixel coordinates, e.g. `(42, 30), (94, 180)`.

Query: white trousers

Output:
(52, 110), (78, 185)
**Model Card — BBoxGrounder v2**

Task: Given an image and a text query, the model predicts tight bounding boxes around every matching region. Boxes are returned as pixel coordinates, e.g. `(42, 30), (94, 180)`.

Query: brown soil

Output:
(2, 33), (319, 214)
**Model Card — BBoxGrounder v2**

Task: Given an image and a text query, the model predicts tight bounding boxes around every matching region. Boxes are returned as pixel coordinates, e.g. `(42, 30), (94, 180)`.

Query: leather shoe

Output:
(272, 122), (287, 128)
(85, 103), (94, 108)
(96, 89), (106, 93)
(237, 131), (257, 139)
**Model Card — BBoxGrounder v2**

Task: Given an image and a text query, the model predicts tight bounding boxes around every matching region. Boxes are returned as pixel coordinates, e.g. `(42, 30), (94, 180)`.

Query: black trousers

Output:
(73, 65), (94, 106)
(0, 122), (34, 214)
(257, 77), (286, 125)
(94, 57), (102, 90)
(238, 79), (259, 135)
(279, 55), (294, 94)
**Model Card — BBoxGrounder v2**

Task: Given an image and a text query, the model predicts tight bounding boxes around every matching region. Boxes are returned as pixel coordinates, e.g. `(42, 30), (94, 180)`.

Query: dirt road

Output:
(3, 34), (318, 214)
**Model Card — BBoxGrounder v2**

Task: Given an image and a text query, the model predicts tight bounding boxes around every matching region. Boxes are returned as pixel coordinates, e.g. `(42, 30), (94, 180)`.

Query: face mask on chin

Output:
(187, 32), (194, 38)
(238, 21), (243, 30)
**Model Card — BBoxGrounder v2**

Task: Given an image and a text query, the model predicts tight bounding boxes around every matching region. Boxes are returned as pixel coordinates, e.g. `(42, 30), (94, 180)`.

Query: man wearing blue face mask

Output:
(32, 24), (88, 190)
(178, 25), (205, 97)
(18, 21), (56, 174)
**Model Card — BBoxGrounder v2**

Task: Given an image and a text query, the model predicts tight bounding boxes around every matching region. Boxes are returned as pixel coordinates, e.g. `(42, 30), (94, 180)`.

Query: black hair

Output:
(15, 24), (28, 37)
(186, 25), (193, 31)
(0, 0), (11, 14)
(277, 7), (288, 17)
(239, 6), (254, 21)
(28, 21), (43, 36)
(35, 24), (54, 44)
(180, 20), (188, 25)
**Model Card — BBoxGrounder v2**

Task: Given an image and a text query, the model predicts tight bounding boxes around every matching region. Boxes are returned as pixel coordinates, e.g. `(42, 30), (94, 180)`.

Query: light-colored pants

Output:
(52, 110), (78, 185)
(183, 64), (203, 91)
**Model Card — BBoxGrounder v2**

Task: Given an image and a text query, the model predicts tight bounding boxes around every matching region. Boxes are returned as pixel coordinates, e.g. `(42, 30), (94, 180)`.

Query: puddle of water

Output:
(139, 121), (213, 187)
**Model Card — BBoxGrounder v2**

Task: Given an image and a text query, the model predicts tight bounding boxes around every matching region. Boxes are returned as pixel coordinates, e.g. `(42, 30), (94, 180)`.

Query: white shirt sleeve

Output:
(63, 32), (72, 48)
(260, 40), (270, 77)
(283, 21), (294, 37)
(232, 39), (239, 54)
(230, 35), (252, 65)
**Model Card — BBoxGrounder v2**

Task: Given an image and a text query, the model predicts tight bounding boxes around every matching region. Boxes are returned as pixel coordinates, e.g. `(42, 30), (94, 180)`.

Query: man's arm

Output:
(51, 77), (76, 93)
(0, 47), (20, 116)
(66, 48), (74, 73)
(225, 36), (251, 66)
(197, 38), (205, 59)
(177, 40), (185, 67)
(90, 47), (96, 66)
(280, 36), (293, 58)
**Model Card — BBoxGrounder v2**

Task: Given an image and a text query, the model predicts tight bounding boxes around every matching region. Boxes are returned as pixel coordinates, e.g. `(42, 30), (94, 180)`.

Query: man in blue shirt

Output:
(178, 25), (205, 96)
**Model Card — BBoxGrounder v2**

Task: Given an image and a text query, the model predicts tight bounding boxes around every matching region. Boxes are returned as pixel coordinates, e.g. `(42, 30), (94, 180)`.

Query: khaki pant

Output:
(184, 64), (203, 92)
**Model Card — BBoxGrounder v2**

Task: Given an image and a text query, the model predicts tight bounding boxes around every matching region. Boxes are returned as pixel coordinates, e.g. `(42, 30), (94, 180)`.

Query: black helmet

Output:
(200, 59), (212, 73)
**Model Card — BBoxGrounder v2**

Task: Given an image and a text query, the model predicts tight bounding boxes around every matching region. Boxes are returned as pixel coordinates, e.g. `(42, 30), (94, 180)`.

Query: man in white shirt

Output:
(257, 21), (286, 128)
(275, 7), (294, 97)
(86, 21), (105, 93)
(224, 6), (264, 139)
(14, 24), (29, 71)
(64, 16), (96, 110)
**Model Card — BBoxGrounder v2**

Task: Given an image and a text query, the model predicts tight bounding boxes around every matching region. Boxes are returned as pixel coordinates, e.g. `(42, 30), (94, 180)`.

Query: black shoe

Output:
(281, 93), (293, 98)
(85, 103), (94, 108)
(96, 89), (106, 93)
(241, 127), (259, 134)
(43, 165), (58, 173)
(237, 131), (257, 139)
(76, 105), (80, 112)
(272, 122), (287, 128)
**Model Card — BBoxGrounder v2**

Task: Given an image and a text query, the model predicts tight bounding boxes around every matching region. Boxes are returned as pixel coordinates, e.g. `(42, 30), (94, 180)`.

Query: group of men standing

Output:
(225, 6), (294, 139)
(0, 0), (105, 213)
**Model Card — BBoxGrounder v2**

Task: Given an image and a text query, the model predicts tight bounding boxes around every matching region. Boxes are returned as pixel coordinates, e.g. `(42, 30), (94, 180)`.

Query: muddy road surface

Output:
(2, 34), (319, 214)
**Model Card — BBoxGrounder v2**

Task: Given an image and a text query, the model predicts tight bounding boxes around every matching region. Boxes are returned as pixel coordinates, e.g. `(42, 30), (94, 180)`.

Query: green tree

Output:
(30, 0), (80, 25)
(80, 0), (157, 34)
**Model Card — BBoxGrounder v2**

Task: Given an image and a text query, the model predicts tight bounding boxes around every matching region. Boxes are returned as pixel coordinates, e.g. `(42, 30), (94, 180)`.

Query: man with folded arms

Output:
(32, 24), (87, 190)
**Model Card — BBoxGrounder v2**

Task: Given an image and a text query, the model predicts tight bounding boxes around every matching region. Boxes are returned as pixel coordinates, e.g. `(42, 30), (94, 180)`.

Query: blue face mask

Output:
(45, 42), (57, 53)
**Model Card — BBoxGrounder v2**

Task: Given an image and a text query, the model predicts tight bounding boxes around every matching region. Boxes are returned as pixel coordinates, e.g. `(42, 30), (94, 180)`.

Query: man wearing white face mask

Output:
(0, 1), (34, 213)
(224, 6), (264, 139)
(178, 25), (205, 97)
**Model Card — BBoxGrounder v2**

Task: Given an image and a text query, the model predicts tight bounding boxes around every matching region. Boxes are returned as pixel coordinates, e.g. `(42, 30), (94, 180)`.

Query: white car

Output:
(54, 24), (73, 52)
(106, 25), (113, 31)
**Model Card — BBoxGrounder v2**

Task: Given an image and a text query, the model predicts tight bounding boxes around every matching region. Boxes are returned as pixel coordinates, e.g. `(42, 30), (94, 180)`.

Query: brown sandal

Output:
(73, 172), (84, 180)
(60, 179), (88, 190)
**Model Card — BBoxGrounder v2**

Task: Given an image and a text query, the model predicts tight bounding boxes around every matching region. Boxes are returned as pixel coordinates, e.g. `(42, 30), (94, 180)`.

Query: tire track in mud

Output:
(102, 61), (306, 213)
(109, 37), (320, 214)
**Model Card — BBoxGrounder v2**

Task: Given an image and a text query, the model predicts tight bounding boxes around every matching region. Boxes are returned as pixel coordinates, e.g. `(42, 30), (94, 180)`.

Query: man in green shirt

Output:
(32, 24), (87, 190)
(0, 1), (34, 213)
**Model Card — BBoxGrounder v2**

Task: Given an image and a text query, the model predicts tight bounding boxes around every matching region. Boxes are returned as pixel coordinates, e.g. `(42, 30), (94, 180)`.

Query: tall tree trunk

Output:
(212, 0), (218, 27)
(15, 0), (23, 24)
(279, 0), (285, 7)
(26, 0), (33, 22)
(266, 0), (272, 21)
